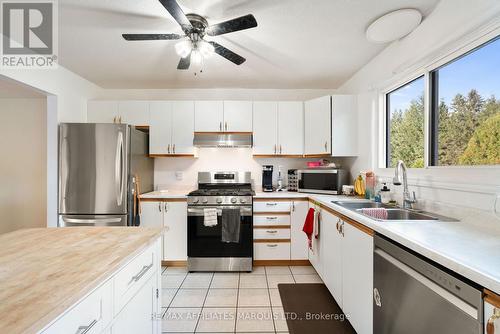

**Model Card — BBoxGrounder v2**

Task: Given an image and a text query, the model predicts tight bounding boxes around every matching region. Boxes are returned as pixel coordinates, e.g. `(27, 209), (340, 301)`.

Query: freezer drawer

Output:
(59, 215), (128, 227)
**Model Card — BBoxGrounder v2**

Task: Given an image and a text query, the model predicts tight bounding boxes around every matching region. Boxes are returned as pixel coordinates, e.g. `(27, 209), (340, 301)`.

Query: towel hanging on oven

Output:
(222, 208), (241, 243)
(203, 208), (218, 227)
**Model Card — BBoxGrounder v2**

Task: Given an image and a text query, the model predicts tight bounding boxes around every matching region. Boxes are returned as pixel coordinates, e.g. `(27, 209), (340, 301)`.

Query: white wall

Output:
(337, 0), (500, 220)
(0, 98), (47, 234)
(154, 148), (353, 191)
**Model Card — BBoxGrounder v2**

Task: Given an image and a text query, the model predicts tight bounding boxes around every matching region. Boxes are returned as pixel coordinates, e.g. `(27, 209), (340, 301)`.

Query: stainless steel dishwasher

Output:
(373, 235), (483, 334)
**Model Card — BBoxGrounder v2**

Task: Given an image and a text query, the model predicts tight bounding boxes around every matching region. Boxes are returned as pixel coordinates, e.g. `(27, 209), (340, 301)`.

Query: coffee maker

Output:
(262, 165), (274, 192)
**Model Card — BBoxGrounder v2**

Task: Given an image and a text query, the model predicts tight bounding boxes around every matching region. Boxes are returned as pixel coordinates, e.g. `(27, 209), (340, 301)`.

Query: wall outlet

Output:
(175, 171), (183, 180)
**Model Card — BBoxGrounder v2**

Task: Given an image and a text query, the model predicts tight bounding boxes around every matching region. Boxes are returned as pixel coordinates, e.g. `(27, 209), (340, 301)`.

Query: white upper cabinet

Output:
(332, 95), (357, 156)
(87, 101), (150, 125)
(223, 101), (253, 132)
(304, 96), (331, 155)
(149, 101), (172, 155)
(119, 101), (150, 126)
(171, 101), (195, 154)
(278, 101), (304, 155)
(194, 101), (224, 132)
(87, 101), (119, 123)
(253, 101), (278, 155)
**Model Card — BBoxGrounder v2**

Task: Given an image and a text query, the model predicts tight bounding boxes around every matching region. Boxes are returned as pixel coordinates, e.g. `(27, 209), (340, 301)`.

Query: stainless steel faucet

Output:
(393, 160), (417, 209)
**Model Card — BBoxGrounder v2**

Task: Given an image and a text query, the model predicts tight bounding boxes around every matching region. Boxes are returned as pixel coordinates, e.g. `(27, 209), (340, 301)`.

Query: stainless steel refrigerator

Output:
(58, 123), (154, 226)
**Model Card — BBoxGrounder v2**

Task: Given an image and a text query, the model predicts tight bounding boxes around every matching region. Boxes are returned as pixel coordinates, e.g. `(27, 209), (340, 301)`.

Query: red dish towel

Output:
(303, 208), (315, 250)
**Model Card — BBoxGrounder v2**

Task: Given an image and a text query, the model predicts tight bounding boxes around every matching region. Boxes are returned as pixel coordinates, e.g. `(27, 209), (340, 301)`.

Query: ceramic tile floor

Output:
(160, 265), (322, 333)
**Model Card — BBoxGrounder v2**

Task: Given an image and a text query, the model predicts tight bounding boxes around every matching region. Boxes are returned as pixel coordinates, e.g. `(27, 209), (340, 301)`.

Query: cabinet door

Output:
(278, 101), (304, 155)
(194, 100), (224, 132)
(149, 101), (172, 155)
(290, 201), (309, 260)
(253, 101), (278, 155)
(140, 201), (164, 228)
(342, 222), (373, 334)
(332, 95), (357, 156)
(223, 101), (253, 132)
(87, 101), (119, 123)
(485, 299), (500, 334)
(308, 204), (322, 277)
(171, 101), (195, 154)
(304, 96), (331, 155)
(163, 201), (188, 261)
(111, 275), (155, 334)
(321, 211), (343, 307)
(119, 101), (150, 126)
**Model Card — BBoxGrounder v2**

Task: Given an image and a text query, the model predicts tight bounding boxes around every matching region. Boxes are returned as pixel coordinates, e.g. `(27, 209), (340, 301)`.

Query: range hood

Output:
(193, 133), (253, 148)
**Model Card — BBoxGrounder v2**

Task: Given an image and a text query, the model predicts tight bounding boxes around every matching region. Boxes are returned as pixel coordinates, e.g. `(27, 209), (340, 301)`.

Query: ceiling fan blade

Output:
(207, 14), (257, 36)
(122, 33), (182, 41)
(158, 0), (192, 30)
(177, 54), (191, 70)
(208, 41), (246, 65)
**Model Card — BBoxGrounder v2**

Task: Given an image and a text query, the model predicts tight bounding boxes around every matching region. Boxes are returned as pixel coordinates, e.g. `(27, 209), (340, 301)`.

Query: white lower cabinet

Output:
(485, 298), (500, 334)
(140, 200), (187, 261)
(42, 238), (161, 334)
(290, 200), (309, 260)
(308, 202), (323, 277)
(254, 242), (290, 260)
(310, 208), (373, 334)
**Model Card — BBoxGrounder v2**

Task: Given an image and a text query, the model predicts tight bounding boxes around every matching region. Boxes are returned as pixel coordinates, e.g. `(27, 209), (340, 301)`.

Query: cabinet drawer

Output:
(254, 242), (290, 260)
(254, 201), (291, 213)
(254, 215), (290, 226)
(43, 279), (112, 334)
(254, 228), (290, 240)
(113, 238), (161, 315)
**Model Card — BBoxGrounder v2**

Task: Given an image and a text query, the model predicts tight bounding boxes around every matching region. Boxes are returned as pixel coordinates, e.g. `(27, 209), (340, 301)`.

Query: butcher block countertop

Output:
(0, 227), (163, 334)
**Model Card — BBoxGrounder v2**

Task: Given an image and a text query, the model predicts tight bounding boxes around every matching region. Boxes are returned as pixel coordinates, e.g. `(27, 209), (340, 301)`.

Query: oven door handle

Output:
(187, 207), (252, 217)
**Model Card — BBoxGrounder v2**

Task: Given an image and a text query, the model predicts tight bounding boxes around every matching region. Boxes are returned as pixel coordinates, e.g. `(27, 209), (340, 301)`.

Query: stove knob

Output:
(216, 197), (223, 204)
(231, 197), (237, 204)
(192, 197), (199, 203)
(239, 198), (246, 204)
(202, 197), (208, 204)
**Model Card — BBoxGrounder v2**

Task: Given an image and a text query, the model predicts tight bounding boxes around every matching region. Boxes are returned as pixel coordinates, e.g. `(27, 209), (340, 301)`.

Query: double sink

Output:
(332, 201), (458, 222)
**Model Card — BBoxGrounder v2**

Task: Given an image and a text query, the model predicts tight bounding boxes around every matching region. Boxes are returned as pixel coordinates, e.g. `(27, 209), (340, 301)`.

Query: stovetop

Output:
(188, 188), (255, 197)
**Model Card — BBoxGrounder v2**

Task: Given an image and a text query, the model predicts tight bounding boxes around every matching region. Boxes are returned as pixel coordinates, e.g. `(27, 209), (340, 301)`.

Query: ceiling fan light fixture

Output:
(198, 40), (215, 58)
(191, 50), (203, 66)
(175, 40), (192, 58)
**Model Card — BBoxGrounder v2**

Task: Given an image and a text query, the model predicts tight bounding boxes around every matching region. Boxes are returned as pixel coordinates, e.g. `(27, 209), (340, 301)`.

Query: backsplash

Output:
(153, 148), (355, 191)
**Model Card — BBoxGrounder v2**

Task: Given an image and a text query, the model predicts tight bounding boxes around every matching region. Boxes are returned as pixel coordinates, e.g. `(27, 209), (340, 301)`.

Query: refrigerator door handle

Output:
(115, 131), (125, 206)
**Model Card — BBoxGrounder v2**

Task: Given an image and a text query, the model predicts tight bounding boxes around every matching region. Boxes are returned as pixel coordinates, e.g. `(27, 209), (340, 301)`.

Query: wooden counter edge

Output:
(484, 289), (500, 308)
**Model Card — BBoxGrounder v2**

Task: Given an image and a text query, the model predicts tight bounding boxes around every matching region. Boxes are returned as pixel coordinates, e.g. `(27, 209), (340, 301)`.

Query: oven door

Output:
(298, 169), (339, 194)
(187, 206), (253, 258)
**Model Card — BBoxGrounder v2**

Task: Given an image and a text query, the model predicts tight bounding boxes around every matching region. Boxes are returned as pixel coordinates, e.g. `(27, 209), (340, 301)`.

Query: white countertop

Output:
(139, 189), (500, 294)
(139, 189), (191, 199)
(308, 194), (500, 295)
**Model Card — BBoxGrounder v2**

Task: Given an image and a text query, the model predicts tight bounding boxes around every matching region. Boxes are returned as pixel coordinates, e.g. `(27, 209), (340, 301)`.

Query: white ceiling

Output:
(0, 77), (47, 98)
(59, 0), (439, 89)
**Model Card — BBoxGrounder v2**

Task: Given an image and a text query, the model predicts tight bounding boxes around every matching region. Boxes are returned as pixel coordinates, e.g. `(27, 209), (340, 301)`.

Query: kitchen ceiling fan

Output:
(122, 0), (258, 70)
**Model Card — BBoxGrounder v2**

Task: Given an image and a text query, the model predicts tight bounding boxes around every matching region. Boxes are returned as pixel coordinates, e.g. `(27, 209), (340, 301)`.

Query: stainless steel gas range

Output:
(187, 171), (254, 272)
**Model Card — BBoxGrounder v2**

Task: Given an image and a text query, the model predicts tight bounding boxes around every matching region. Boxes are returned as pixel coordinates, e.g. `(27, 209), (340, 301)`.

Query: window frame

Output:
(380, 28), (500, 170)
(384, 75), (426, 168)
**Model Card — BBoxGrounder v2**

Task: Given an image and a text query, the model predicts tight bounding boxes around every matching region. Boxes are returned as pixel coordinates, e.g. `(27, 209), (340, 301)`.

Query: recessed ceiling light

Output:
(366, 9), (422, 44)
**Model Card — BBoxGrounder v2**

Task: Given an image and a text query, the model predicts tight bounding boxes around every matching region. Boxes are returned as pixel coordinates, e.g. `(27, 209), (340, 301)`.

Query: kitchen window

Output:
(430, 36), (500, 166)
(385, 76), (425, 168)
(384, 34), (500, 168)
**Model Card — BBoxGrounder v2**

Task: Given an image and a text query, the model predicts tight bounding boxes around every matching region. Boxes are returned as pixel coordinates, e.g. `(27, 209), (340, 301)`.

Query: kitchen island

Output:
(0, 227), (163, 334)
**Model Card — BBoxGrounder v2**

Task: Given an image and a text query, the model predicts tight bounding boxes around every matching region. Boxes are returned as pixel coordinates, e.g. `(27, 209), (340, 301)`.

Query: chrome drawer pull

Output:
(75, 319), (97, 334)
(266, 230), (278, 234)
(129, 262), (153, 285)
(267, 244), (278, 248)
(266, 203), (278, 206)
(266, 217), (277, 220)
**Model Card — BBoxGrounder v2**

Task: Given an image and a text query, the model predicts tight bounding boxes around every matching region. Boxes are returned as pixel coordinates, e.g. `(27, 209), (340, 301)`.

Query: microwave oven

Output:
(297, 169), (349, 195)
